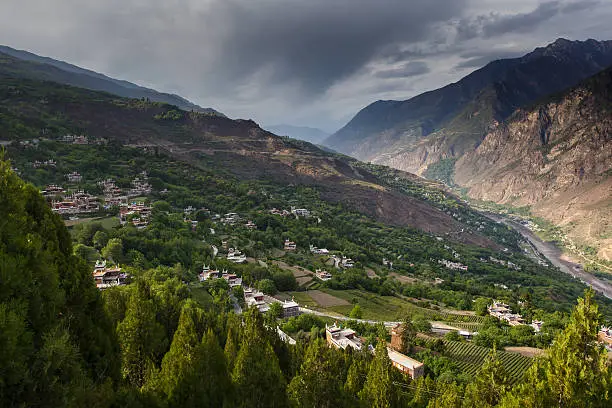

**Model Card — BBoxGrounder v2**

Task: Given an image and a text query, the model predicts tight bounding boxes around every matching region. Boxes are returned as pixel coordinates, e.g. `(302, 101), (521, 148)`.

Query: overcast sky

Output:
(1, 0), (611, 132)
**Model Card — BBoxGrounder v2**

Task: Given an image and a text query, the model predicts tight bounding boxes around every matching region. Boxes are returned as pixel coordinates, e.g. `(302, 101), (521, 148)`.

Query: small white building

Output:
(227, 248), (247, 263)
(284, 239), (297, 251)
(65, 171), (82, 183)
(315, 269), (332, 281)
(326, 325), (362, 351)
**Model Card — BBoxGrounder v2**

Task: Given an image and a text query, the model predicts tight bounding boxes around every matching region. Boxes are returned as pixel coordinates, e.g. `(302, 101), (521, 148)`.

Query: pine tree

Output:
(400, 316), (417, 354)
(344, 351), (369, 395)
(231, 307), (287, 408)
(117, 281), (166, 388)
(409, 376), (437, 408)
(359, 338), (396, 408)
(427, 382), (463, 408)
(287, 338), (345, 408)
(500, 289), (611, 408)
(224, 316), (241, 373)
(194, 329), (231, 407)
(155, 299), (203, 404)
(462, 347), (508, 407)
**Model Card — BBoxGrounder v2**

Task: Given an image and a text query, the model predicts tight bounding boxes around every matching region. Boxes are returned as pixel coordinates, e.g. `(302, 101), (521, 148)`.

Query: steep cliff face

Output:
(455, 68), (612, 260)
(325, 38), (612, 175)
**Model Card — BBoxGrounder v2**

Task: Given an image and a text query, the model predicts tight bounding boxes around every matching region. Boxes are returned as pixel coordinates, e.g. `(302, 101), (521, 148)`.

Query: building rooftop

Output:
(386, 347), (424, 370)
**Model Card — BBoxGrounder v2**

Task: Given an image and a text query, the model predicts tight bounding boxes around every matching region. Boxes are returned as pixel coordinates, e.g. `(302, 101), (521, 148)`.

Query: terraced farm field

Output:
(448, 322), (483, 331)
(444, 340), (534, 383)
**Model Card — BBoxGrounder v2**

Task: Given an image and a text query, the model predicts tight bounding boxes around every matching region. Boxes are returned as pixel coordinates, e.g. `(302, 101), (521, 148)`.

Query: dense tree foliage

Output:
(2, 156), (611, 408)
(0, 160), (118, 407)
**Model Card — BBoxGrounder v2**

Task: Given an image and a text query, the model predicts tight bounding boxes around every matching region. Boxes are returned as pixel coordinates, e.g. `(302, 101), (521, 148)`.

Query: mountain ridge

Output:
(324, 38), (612, 175)
(0, 45), (223, 115)
(454, 66), (612, 261)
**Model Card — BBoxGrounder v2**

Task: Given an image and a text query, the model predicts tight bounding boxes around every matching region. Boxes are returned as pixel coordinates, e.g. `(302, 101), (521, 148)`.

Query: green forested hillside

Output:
(1, 162), (610, 407)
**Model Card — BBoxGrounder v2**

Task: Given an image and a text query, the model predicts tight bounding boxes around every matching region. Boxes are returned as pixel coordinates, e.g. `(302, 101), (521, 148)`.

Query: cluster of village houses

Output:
(60, 134), (108, 145)
(43, 171), (153, 223)
(197, 265), (300, 317)
(438, 259), (469, 271)
(488, 301), (543, 332)
(119, 203), (152, 229)
(486, 256), (522, 271)
(330, 254), (355, 268)
(196, 261), (424, 378)
(92, 260), (129, 289)
(269, 207), (311, 218)
(32, 159), (56, 168)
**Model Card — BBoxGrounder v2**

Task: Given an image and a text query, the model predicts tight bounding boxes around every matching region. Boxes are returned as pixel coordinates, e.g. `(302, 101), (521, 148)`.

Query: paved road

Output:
(299, 307), (402, 327)
(488, 214), (612, 300)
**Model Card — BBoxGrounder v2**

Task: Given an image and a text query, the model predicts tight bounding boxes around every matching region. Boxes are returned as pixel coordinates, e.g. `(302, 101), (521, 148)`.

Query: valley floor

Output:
(489, 214), (612, 300)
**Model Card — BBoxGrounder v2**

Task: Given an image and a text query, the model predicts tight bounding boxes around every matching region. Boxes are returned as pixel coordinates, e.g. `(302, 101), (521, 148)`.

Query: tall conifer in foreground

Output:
(287, 337), (345, 408)
(359, 335), (396, 408)
(499, 289), (610, 408)
(231, 307), (287, 408)
(0, 160), (118, 407)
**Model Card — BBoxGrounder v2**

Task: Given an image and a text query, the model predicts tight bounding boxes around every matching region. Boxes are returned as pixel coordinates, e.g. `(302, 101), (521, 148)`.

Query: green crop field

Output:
(444, 340), (534, 383)
(315, 289), (488, 325)
(447, 322), (483, 331)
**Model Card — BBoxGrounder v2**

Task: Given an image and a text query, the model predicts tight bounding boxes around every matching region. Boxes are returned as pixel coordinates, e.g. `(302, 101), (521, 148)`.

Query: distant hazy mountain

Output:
(455, 66), (612, 260)
(0, 45), (223, 115)
(325, 38), (612, 175)
(265, 124), (329, 144)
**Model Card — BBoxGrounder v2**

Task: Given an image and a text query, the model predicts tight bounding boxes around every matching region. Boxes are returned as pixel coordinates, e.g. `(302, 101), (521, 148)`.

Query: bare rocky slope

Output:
(325, 38), (612, 176)
(454, 67), (612, 260)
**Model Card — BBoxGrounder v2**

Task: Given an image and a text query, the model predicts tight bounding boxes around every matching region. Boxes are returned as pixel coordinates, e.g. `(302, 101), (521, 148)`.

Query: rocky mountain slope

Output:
(0, 68), (507, 250)
(325, 38), (612, 175)
(0, 45), (222, 115)
(455, 67), (612, 260)
(264, 124), (329, 145)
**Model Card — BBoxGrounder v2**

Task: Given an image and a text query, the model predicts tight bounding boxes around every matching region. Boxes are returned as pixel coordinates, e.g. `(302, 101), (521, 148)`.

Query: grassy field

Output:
(190, 285), (214, 308)
(276, 288), (487, 325)
(66, 215), (119, 230)
(322, 289), (414, 321)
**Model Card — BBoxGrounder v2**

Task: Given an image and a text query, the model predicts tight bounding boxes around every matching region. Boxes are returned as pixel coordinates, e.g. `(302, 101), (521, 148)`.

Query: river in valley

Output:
(486, 214), (612, 300)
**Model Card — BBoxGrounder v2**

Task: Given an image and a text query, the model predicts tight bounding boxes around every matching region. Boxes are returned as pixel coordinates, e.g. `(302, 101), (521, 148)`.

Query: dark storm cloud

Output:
(374, 61), (430, 78)
(482, 1), (562, 37)
(456, 1), (598, 40)
(561, 0), (601, 13)
(202, 0), (466, 96)
(0, 0), (611, 129)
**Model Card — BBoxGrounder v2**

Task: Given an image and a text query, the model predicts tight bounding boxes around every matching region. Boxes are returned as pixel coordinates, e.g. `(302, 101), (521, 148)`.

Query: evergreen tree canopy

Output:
(232, 307), (287, 408)
(359, 335), (396, 408)
(287, 338), (346, 408)
(500, 289), (611, 408)
(0, 160), (118, 407)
